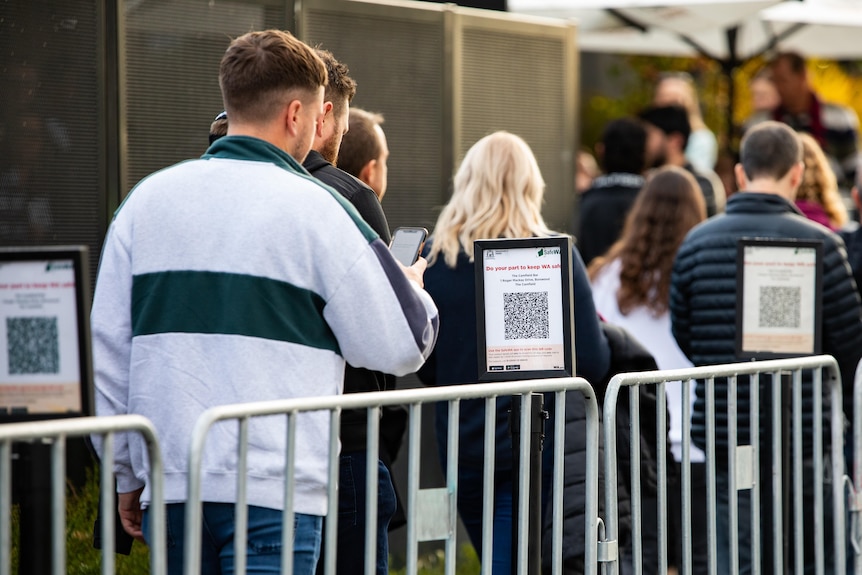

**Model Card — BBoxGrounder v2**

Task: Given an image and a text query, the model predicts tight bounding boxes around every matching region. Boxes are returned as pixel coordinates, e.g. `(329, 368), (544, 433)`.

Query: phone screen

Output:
(389, 227), (428, 266)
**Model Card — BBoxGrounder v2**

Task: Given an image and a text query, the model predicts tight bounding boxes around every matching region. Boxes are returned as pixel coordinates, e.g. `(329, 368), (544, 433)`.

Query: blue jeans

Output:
(143, 502), (322, 575)
(317, 453), (397, 575)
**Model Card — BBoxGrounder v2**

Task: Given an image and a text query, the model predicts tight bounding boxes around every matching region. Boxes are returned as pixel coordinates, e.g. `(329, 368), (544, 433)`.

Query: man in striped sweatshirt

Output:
(90, 29), (438, 575)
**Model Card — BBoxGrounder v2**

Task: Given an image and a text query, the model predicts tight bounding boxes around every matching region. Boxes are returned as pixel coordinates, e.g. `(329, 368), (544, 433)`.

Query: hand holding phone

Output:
(389, 227), (428, 266)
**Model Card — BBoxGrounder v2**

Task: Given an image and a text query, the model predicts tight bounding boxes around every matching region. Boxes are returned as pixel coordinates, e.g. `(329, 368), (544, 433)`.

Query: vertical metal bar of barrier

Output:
(749, 372), (761, 575)
(324, 407), (341, 575)
(281, 412), (297, 575)
(813, 367), (825, 575)
(147, 428), (168, 575)
(582, 389), (599, 575)
(657, 381), (668, 575)
(406, 403), (421, 575)
(100, 432), (115, 575)
(0, 440), (10, 575)
(364, 406), (381, 575)
(728, 374), (738, 575)
(829, 364), (846, 575)
(483, 397), (496, 571)
(771, 371), (784, 575)
(51, 436), (66, 575)
(681, 378), (692, 575)
(603, 380), (622, 575)
(516, 393), (532, 575)
(705, 376), (717, 575)
(446, 399), (460, 575)
(629, 386), (642, 575)
(234, 417), (250, 575)
(792, 369), (804, 574)
(856, 359), (862, 575)
(551, 391), (565, 575)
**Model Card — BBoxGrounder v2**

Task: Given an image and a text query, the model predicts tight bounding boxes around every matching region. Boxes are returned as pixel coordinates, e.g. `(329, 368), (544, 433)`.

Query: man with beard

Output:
(300, 48), (401, 575)
(640, 104), (724, 217)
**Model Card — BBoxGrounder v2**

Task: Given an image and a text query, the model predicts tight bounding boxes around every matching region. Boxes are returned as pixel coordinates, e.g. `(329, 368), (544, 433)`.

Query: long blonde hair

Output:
(796, 132), (848, 229)
(427, 131), (554, 268)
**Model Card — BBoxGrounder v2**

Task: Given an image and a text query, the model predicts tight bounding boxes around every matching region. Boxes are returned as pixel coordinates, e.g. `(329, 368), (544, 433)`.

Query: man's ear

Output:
(734, 163), (748, 190)
(358, 159), (376, 186)
(316, 101), (334, 138)
(788, 160), (805, 190)
(284, 99), (303, 137)
(594, 142), (605, 163)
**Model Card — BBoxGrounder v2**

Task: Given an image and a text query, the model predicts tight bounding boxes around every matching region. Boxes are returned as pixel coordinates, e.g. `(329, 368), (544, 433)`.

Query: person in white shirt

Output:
(587, 165), (707, 573)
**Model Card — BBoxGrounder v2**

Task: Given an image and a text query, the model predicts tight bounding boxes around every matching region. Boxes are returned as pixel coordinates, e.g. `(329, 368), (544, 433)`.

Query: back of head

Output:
(589, 165), (706, 315)
(639, 105), (691, 147)
(739, 121), (802, 182)
(428, 131), (552, 267)
(769, 51), (807, 76)
(654, 72), (703, 123)
(315, 47), (356, 116)
(209, 111), (228, 145)
(338, 108), (384, 179)
(219, 30), (327, 125)
(600, 117), (647, 175)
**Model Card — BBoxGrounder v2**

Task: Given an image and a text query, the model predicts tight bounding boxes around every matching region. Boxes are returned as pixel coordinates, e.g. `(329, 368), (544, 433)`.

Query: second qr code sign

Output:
(740, 243), (818, 355)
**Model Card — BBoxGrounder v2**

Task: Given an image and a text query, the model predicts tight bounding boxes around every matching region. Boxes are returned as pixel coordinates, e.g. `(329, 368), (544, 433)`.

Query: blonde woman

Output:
(654, 72), (718, 173)
(417, 131), (610, 574)
(795, 132), (849, 231)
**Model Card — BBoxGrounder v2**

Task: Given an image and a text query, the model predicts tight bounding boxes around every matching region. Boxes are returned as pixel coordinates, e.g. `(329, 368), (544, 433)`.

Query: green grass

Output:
(10, 469), (481, 574)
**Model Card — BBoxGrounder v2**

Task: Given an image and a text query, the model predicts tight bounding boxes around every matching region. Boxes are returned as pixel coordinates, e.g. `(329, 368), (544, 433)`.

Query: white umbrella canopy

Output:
(760, 0), (862, 59)
(507, 0), (795, 60)
(508, 0), (844, 148)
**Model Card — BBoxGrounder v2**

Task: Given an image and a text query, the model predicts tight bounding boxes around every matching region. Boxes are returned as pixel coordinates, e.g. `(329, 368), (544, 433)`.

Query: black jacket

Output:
(540, 322), (663, 573)
(670, 192), (862, 453)
(839, 224), (862, 300)
(577, 173), (644, 265)
(303, 150), (405, 458)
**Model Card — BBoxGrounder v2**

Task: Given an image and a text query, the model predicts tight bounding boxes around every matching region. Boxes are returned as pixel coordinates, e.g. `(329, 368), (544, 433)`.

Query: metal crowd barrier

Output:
(184, 377), (599, 575)
(851, 357), (862, 575)
(0, 414), (166, 575)
(601, 355), (847, 575)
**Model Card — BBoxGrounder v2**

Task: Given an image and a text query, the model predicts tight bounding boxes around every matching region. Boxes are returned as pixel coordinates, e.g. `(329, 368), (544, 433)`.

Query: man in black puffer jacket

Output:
(670, 122), (862, 574)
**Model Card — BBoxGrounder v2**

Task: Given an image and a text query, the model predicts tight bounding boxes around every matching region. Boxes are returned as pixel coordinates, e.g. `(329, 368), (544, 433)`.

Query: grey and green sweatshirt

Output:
(91, 136), (438, 516)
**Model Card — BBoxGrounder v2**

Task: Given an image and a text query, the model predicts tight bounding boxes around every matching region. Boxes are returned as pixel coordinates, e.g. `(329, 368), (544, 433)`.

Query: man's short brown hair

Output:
(337, 108), (384, 179)
(219, 30), (327, 124)
(769, 51), (807, 75)
(315, 48), (357, 116)
(739, 121), (802, 181)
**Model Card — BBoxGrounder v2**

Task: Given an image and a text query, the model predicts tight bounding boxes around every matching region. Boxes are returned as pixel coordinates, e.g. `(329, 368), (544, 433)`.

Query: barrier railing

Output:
(851, 357), (862, 575)
(183, 377), (599, 575)
(601, 355), (846, 575)
(0, 414), (166, 575)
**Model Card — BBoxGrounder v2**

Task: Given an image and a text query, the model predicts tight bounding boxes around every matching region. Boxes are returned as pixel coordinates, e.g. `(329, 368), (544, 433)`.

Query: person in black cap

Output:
(639, 104), (723, 217)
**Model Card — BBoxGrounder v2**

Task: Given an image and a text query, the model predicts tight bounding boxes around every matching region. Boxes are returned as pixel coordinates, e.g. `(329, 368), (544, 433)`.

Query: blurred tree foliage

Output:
(581, 54), (862, 160)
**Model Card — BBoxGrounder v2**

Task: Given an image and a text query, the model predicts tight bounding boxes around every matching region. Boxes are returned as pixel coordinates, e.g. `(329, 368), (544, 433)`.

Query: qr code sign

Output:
(758, 286), (801, 328)
(503, 292), (550, 340)
(6, 317), (60, 374)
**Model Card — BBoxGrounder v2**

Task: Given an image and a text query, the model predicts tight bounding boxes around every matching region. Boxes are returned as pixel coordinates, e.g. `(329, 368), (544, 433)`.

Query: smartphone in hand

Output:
(389, 227), (428, 266)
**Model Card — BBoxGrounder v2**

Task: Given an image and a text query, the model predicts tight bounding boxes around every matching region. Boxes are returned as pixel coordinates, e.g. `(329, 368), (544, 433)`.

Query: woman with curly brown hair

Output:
(795, 132), (849, 231)
(588, 165), (707, 574)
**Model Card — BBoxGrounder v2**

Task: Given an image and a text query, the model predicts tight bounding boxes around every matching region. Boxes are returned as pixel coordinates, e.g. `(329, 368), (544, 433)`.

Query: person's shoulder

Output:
(821, 100), (860, 129)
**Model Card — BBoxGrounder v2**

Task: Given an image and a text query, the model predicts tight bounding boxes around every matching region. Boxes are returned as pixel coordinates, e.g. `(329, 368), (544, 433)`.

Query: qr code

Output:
(503, 292), (550, 340)
(6, 317), (60, 375)
(758, 286), (801, 328)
